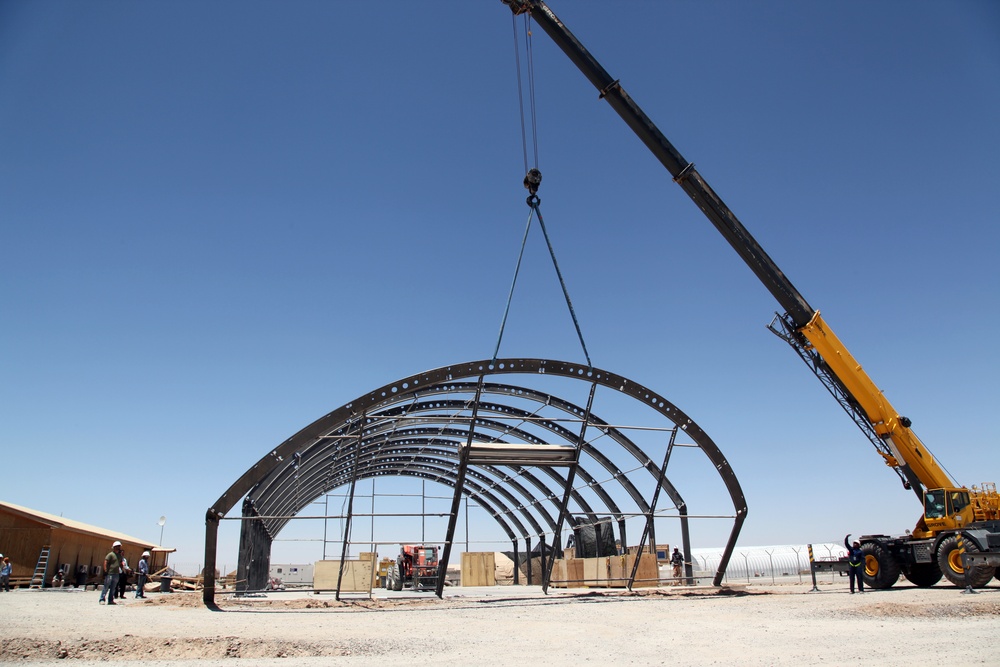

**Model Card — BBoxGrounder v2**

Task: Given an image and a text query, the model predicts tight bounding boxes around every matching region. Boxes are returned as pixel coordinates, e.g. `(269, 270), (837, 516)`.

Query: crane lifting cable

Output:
(511, 12), (539, 173)
(492, 18), (592, 369)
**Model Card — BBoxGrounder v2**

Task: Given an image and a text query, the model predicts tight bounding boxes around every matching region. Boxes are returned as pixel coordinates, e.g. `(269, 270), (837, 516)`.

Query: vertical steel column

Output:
(322, 494), (329, 560)
(628, 426), (678, 589)
(526, 536), (532, 584)
(512, 538), (520, 585)
(335, 415), (365, 601)
(543, 382), (597, 593)
(435, 377), (486, 597)
(680, 507), (694, 585)
(202, 510), (220, 605)
(539, 534), (547, 587)
(647, 515), (658, 561)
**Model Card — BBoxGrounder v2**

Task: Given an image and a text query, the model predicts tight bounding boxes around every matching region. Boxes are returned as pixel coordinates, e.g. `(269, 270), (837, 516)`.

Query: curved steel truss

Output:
(203, 359), (747, 601)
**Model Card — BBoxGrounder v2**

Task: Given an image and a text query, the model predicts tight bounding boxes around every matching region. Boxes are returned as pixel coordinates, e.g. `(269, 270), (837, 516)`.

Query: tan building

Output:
(0, 501), (173, 588)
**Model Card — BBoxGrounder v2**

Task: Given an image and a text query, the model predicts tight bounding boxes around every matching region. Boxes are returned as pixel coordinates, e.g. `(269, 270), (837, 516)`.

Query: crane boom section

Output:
(502, 0), (814, 329)
(800, 312), (954, 490)
(503, 0), (957, 494)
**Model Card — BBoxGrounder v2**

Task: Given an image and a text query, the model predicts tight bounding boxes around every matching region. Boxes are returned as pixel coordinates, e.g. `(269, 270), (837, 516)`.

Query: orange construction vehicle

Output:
(385, 545), (439, 592)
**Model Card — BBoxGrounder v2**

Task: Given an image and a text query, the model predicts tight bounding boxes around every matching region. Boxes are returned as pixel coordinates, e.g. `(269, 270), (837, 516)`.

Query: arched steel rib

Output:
(204, 359), (747, 602)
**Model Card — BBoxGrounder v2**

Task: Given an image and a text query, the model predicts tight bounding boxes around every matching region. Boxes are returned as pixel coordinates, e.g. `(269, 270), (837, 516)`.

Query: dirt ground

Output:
(1, 580), (998, 666)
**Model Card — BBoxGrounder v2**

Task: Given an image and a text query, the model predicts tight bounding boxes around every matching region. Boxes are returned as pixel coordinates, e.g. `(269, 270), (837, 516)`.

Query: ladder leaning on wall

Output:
(29, 545), (51, 589)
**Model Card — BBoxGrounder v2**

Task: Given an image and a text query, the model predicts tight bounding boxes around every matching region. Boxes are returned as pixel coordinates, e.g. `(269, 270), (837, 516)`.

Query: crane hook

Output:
(523, 168), (542, 206)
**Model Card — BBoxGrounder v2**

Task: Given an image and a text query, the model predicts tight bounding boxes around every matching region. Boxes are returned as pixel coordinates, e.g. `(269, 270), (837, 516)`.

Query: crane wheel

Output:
(903, 562), (942, 588)
(860, 542), (900, 589)
(936, 535), (993, 588)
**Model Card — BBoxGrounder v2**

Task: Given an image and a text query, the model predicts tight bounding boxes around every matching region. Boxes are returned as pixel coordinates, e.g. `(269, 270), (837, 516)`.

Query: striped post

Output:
(808, 544), (819, 592)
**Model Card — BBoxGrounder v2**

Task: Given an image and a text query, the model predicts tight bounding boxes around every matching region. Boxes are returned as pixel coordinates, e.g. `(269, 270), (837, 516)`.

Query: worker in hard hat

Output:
(99, 541), (124, 605)
(116, 551), (130, 600)
(0, 555), (11, 592)
(844, 534), (865, 594)
(135, 551), (151, 599)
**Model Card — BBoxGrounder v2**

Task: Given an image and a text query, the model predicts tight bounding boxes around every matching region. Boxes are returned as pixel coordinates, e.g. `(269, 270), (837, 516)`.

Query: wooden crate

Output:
(608, 555), (628, 584)
(583, 557), (610, 587)
(549, 558), (585, 588)
(314, 560), (373, 593)
(358, 552), (378, 586)
(631, 553), (660, 588)
(573, 554), (659, 588)
(550, 559), (567, 588)
(607, 553), (659, 588)
(460, 552), (496, 587)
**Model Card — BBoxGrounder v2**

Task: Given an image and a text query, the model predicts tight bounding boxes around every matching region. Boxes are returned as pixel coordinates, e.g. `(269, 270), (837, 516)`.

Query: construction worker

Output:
(845, 534), (864, 594)
(99, 541), (123, 605)
(670, 547), (684, 584)
(135, 552), (150, 598)
(1, 556), (11, 592)
(116, 553), (130, 599)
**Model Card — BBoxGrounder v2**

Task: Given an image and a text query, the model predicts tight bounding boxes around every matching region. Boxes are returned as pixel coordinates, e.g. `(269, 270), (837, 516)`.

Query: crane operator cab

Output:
(923, 488), (972, 531)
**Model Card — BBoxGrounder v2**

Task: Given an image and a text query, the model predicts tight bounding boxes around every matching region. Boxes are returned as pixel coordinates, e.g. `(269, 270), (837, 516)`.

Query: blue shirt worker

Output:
(1, 556), (11, 592)
(845, 534), (865, 594)
(135, 552), (150, 598)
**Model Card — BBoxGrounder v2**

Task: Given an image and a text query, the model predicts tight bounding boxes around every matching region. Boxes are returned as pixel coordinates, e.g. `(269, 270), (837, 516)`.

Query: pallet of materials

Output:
(551, 554), (658, 588)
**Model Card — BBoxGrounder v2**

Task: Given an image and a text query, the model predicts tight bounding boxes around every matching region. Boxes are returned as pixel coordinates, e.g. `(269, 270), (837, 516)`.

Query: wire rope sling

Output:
(493, 10), (592, 370)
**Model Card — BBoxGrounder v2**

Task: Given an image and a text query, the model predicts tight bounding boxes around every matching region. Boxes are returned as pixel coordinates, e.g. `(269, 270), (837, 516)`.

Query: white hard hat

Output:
(113, 541), (122, 547)
(142, 551), (150, 557)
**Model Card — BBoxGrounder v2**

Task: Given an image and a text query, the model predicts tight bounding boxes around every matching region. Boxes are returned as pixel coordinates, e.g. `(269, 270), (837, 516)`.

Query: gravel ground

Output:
(1, 580), (998, 665)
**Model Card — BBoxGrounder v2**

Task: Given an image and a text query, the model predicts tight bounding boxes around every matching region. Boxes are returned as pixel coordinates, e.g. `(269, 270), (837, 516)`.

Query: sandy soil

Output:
(1, 580), (998, 666)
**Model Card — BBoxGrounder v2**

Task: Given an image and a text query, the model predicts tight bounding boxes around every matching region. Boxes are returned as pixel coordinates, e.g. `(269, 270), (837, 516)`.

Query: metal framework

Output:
(203, 358), (747, 603)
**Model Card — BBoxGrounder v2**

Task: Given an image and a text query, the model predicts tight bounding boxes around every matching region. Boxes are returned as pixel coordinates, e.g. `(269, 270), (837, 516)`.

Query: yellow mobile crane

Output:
(503, 0), (1000, 588)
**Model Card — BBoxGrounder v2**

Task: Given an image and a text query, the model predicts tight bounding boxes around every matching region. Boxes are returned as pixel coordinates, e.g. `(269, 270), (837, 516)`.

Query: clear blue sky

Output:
(2, 1), (998, 574)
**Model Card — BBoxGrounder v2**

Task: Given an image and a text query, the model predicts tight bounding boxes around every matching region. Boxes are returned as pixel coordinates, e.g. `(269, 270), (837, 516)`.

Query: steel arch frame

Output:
(203, 358), (747, 602)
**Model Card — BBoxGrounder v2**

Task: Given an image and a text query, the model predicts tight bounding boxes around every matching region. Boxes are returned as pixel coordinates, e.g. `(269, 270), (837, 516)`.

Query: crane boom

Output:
(505, 0), (814, 327)
(501, 0), (1000, 590)
(501, 0), (958, 498)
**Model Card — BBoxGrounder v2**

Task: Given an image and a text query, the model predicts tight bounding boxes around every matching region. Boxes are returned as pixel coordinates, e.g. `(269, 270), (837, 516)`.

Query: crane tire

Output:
(860, 542), (900, 589)
(903, 562), (942, 588)
(936, 535), (993, 588)
(391, 562), (404, 591)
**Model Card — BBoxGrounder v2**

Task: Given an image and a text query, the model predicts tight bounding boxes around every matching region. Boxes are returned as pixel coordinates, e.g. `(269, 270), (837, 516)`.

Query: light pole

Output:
(158, 516), (166, 545)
